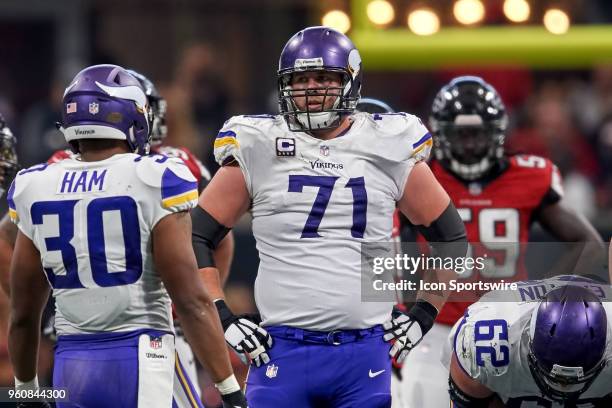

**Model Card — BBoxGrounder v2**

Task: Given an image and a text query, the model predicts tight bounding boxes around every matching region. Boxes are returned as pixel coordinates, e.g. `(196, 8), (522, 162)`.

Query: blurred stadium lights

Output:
(366, 0), (395, 26)
(503, 0), (530, 23)
(453, 0), (485, 25)
(407, 7), (440, 36)
(322, 9), (351, 33)
(543, 7), (570, 35)
(349, 0), (612, 69)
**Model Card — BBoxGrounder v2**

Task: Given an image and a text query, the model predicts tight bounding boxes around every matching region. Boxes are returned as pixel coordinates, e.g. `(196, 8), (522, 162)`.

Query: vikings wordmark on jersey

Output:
(214, 112), (431, 331)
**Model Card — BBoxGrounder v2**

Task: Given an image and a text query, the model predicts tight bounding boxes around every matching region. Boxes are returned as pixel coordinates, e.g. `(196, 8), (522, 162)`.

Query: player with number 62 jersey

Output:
(445, 277), (612, 407)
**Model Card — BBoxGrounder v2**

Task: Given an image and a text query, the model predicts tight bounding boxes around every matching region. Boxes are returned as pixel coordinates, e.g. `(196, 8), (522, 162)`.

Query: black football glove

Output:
(215, 299), (273, 367)
(221, 389), (248, 408)
(383, 301), (438, 363)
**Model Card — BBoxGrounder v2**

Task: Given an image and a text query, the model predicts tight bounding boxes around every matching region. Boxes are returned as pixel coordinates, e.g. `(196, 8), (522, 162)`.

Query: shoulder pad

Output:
(453, 304), (515, 380)
(213, 115), (278, 167)
(509, 154), (564, 198)
(135, 155), (198, 212)
(7, 177), (20, 223)
(510, 154), (552, 171)
(8, 162), (52, 223)
(155, 145), (210, 182)
(364, 112), (432, 163)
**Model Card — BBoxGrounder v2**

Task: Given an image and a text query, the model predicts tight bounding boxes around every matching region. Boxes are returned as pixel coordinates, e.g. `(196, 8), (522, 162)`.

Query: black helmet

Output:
(356, 97), (394, 114)
(127, 69), (167, 145)
(0, 114), (18, 195)
(429, 76), (507, 180)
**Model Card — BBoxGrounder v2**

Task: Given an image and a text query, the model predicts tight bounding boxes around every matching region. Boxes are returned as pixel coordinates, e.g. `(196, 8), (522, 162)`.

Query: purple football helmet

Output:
(0, 114), (18, 196)
(527, 285), (608, 401)
(60, 64), (152, 154)
(127, 69), (167, 146)
(278, 26), (362, 132)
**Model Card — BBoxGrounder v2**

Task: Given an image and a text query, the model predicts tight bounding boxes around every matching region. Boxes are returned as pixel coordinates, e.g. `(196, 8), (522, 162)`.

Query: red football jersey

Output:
(431, 155), (564, 325)
(392, 210), (401, 239)
(46, 149), (78, 163)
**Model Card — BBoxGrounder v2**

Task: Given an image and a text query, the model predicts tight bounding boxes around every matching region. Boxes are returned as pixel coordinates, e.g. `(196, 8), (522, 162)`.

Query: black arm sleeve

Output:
(448, 376), (494, 408)
(191, 205), (231, 269)
(415, 202), (468, 260)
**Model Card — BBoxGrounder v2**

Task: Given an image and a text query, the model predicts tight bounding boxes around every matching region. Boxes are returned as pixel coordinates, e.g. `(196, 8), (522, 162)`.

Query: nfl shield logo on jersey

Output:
(320, 145), (330, 157)
(150, 337), (162, 349)
(468, 182), (482, 196)
(265, 364), (279, 378)
(88, 102), (99, 115)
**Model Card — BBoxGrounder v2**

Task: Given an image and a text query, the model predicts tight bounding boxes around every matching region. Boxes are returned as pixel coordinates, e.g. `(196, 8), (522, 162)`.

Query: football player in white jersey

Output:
(190, 27), (467, 407)
(7, 64), (246, 408)
(446, 277), (612, 407)
(0, 69), (235, 407)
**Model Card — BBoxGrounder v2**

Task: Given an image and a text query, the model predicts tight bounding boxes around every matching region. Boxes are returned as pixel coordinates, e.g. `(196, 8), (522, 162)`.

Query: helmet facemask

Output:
(278, 68), (358, 132)
(430, 76), (507, 181)
(149, 97), (167, 146)
(433, 115), (506, 181)
(127, 69), (167, 146)
(527, 343), (605, 402)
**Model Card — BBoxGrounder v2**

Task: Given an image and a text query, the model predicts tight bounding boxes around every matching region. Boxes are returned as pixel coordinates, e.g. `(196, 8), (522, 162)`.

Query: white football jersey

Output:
(214, 112), (432, 330)
(445, 276), (612, 407)
(8, 153), (198, 335)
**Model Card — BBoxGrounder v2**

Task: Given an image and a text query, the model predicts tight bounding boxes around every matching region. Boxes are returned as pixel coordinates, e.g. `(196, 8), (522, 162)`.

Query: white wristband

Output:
(14, 375), (38, 390)
(214, 374), (240, 395)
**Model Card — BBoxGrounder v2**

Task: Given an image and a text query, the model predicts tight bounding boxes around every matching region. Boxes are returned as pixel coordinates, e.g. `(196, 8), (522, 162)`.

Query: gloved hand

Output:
(221, 389), (248, 408)
(391, 351), (404, 380)
(215, 299), (273, 367)
(383, 301), (438, 363)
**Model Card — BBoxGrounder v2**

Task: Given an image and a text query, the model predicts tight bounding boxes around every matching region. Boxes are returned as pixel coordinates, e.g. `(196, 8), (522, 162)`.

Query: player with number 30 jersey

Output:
(7, 64), (245, 408)
(10, 153), (195, 333)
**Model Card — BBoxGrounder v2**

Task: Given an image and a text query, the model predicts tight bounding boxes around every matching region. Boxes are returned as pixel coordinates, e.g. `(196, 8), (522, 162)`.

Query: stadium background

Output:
(0, 0), (611, 406)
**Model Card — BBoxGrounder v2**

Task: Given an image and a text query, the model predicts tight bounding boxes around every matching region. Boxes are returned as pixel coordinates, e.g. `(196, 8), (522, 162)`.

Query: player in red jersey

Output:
(396, 76), (604, 408)
(0, 70), (234, 406)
